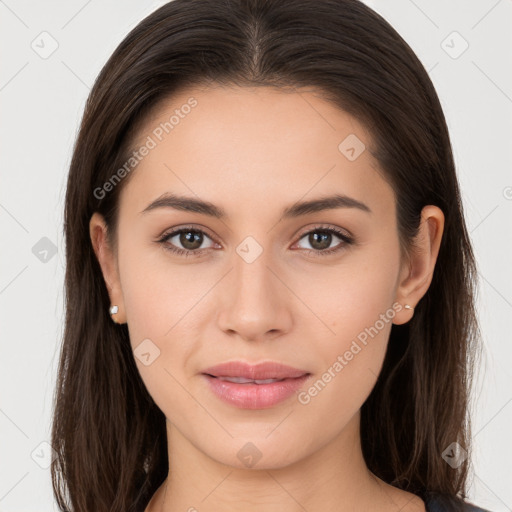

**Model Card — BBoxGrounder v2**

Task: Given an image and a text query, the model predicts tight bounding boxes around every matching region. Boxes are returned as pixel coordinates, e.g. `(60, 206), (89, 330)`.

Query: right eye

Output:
(157, 226), (218, 257)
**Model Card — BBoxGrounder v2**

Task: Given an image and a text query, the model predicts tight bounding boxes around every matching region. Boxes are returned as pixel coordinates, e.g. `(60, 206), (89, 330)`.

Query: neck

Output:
(147, 411), (422, 512)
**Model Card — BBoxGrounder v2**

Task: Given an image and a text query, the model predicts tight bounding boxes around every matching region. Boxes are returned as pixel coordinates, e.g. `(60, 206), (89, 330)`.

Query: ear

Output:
(393, 205), (445, 325)
(89, 212), (126, 324)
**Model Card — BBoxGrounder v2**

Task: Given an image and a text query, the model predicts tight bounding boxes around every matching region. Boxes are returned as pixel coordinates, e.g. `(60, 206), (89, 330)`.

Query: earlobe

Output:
(89, 212), (127, 324)
(393, 205), (445, 325)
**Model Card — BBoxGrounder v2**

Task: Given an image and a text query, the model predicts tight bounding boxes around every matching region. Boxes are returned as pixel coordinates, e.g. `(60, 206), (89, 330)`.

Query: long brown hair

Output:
(52, 1), (482, 510)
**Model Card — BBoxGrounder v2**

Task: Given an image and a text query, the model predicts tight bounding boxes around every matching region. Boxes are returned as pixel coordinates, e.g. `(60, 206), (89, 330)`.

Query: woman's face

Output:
(93, 85), (424, 469)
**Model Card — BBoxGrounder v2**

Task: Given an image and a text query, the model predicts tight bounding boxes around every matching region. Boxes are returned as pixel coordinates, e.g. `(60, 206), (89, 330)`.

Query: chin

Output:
(202, 436), (310, 471)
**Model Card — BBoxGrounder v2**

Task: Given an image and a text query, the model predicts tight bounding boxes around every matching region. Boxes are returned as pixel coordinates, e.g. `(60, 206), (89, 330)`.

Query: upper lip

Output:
(202, 361), (309, 380)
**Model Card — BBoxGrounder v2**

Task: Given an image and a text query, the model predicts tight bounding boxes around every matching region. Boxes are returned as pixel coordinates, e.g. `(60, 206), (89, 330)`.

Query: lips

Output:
(201, 361), (312, 408)
(201, 362), (312, 409)
(202, 361), (309, 381)
(214, 376), (285, 385)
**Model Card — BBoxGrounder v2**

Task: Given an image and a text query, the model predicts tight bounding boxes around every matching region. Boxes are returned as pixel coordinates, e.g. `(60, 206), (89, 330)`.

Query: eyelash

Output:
(156, 224), (354, 258)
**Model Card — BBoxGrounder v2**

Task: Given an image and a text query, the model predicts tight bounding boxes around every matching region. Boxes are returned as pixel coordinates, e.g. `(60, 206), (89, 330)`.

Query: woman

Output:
(51, 1), (490, 511)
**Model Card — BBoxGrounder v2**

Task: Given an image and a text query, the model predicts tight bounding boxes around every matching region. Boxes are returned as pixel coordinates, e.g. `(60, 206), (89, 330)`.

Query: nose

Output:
(216, 248), (293, 342)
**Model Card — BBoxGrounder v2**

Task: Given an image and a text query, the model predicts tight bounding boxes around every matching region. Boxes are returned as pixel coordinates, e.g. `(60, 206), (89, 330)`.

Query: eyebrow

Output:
(140, 192), (372, 218)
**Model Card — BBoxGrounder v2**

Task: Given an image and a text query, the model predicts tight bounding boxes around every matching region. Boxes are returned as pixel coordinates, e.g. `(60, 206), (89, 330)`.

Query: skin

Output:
(90, 84), (444, 512)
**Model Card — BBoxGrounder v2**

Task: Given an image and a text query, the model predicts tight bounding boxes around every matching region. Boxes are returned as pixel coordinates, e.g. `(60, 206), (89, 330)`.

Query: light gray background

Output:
(1, 0), (511, 510)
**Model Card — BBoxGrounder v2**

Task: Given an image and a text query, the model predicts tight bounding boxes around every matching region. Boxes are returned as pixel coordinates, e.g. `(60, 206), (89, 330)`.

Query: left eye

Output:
(295, 228), (351, 252)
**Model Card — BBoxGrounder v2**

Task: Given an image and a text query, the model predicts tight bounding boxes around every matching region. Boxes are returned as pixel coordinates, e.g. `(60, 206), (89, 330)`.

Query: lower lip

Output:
(202, 374), (311, 409)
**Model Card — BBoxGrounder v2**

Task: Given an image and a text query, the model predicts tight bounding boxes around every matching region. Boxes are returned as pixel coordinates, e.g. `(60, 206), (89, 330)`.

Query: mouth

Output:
(201, 360), (309, 381)
(200, 361), (311, 409)
(204, 375), (293, 384)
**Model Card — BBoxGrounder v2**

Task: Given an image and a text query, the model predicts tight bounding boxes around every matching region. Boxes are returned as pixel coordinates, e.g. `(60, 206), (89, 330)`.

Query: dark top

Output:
(424, 492), (492, 512)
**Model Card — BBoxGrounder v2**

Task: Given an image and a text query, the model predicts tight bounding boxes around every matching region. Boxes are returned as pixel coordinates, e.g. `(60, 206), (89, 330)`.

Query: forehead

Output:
(120, 84), (395, 222)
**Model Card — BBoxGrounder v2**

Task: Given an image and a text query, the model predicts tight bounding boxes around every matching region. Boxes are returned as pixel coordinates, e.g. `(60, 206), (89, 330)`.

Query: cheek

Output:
(299, 245), (400, 341)
(121, 264), (198, 420)
(296, 294), (395, 429)
(295, 243), (399, 400)
(117, 243), (212, 411)
(118, 239), (207, 339)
